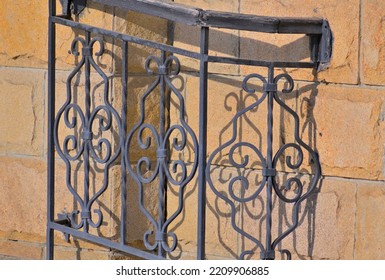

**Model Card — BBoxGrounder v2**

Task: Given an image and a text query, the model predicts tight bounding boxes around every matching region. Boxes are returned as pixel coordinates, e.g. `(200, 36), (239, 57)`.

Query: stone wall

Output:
(0, 0), (385, 260)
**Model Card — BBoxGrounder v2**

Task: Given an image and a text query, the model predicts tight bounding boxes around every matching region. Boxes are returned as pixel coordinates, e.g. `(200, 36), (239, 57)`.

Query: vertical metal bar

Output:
(83, 31), (91, 233)
(197, 26), (209, 260)
(157, 50), (167, 257)
(265, 65), (274, 259)
(120, 41), (128, 245)
(46, 0), (56, 260)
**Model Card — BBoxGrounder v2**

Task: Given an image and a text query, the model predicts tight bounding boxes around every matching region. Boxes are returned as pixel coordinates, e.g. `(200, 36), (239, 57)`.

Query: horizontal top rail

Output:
(94, 0), (325, 34)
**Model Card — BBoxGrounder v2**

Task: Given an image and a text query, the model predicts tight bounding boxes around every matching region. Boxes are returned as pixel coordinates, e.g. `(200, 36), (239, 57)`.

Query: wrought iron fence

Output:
(47, 0), (332, 260)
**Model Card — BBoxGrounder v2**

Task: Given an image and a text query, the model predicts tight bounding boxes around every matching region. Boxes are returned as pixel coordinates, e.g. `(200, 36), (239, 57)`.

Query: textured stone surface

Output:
(281, 177), (356, 260)
(0, 156), (116, 252)
(361, 0), (385, 85)
(0, 0), (114, 70)
(0, 68), (45, 156)
(299, 83), (385, 180)
(355, 181), (385, 259)
(240, 0), (360, 85)
(0, 240), (44, 260)
(0, 156), (49, 236)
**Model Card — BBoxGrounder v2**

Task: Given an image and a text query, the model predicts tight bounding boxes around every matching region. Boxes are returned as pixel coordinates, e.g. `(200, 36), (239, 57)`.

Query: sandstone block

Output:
(361, 0), (385, 85)
(110, 164), (162, 245)
(280, 176), (356, 260)
(0, 240), (44, 260)
(0, 157), (48, 236)
(0, 68), (45, 156)
(298, 83), (385, 180)
(355, 181), (385, 259)
(0, 1), (114, 70)
(0, 155), (117, 252)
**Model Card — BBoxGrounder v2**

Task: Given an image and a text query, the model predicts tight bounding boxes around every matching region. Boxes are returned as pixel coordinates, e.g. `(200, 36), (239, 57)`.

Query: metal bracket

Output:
(317, 20), (333, 71)
(55, 213), (72, 242)
(310, 20), (333, 72)
(60, 0), (87, 17)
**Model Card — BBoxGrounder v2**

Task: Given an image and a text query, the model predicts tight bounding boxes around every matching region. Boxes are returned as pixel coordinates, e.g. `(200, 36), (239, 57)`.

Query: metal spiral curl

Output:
(227, 142), (267, 203)
(125, 54), (198, 254)
(54, 36), (121, 231)
(206, 70), (320, 259)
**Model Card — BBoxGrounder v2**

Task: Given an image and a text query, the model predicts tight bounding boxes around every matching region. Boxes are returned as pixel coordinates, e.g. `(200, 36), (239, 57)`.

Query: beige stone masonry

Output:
(361, 0), (385, 85)
(300, 83), (385, 180)
(0, 1), (115, 71)
(282, 177), (356, 260)
(0, 240), (44, 260)
(0, 68), (45, 156)
(355, 180), (385, 259)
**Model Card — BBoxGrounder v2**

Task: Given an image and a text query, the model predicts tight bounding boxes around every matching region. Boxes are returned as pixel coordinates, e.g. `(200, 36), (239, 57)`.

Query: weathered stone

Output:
(0, 0), (115, 70)
(0, 68), (45, 156)
(361, 0), (385, 85)
(0, 230), (45, 245)
(240, 0), (360, 85)
(299, 83), (385, 180)
(0, 156), (50, 236)
(355, 181), (385, 259)
(0, 240), (44, 259)
(173, 0), (239, 75)
(0, 155), (116, 252)
(0, 230), (112, 260)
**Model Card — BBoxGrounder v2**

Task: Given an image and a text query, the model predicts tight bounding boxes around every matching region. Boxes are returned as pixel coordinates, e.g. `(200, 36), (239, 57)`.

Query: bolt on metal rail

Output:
(47, 0), (332, 260)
